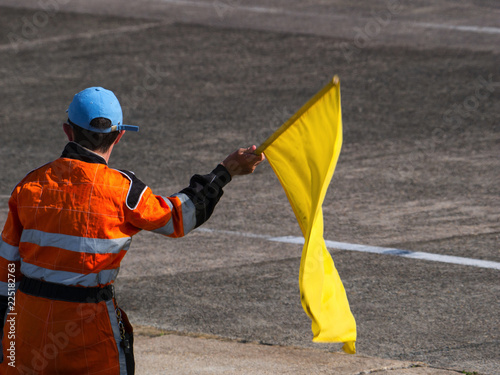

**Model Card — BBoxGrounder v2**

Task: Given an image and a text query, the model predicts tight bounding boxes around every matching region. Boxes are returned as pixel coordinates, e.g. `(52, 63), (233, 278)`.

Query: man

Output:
(0, 87), (264, 374)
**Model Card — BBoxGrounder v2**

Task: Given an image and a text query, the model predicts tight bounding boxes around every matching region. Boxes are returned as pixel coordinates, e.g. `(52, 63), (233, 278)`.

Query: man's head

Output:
(65, 87), (139, 153)
(68, 118), (121, 153)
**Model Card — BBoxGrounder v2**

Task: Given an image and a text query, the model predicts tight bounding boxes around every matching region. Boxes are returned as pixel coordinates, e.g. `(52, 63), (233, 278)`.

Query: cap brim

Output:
(111, 125), (139, 132)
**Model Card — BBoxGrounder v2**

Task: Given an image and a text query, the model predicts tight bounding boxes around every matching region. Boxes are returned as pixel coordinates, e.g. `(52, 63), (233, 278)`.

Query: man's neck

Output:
(80, 144), (113, 164)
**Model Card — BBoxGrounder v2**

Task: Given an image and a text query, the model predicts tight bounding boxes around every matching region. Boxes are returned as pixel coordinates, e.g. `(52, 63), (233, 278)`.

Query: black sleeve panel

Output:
(118, 170), (148, 210)
(180, 164), (232, 228)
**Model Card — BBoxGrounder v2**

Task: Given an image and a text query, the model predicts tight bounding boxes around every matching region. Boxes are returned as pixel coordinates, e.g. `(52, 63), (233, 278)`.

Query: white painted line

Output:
(0, 22), (164, 52)
(0, 195), (11, 199)
(196, 227), (273, 240)
(159, 0), (296, 15)
(159, 0), (500, 35)
(196, 228), (500, 271)
(415, 22), (500, 35)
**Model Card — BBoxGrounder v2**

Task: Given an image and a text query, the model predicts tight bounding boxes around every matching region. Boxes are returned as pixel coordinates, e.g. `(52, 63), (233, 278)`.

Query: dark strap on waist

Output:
(19, 276), (114, 303)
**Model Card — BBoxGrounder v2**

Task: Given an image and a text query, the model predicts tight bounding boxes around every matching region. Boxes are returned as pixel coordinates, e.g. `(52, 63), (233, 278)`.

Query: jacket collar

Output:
(61, 142), (107, 165)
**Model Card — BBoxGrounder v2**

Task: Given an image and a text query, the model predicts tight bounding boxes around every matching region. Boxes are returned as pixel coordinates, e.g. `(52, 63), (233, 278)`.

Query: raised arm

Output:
(124, 146), (265, 237)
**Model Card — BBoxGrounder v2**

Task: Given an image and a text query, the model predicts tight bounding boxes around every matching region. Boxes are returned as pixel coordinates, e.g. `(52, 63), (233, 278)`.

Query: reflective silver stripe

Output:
(106, 300), (127, 374)
(20, 260), (119, 287)
(0, 238), (20, 261)
(172, 193), (197, 235)
(0, 280), (20, 297)
(20, 229), (132, 255)
(152, 194), (196, 236)
(160, 195), (174, 211)
(152, 196), (175, 236)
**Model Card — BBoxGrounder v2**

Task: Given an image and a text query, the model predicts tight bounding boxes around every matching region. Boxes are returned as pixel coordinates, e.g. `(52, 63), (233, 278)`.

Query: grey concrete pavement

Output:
(133, 326), (460, 375)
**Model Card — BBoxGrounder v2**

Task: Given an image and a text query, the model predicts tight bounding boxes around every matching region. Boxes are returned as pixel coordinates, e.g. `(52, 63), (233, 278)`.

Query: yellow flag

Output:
(256, 76), (356, 354)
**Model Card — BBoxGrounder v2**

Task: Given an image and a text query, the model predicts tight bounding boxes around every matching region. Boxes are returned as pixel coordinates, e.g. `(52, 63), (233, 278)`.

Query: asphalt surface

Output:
(0, 1), (499, 374)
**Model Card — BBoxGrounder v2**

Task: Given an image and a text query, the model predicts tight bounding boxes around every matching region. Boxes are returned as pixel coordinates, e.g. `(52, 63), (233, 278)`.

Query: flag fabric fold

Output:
(256, 77), (356, 354)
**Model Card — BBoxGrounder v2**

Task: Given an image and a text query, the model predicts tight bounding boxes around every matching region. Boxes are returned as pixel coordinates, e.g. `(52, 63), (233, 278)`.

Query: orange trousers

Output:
(0, 290), (126, 374)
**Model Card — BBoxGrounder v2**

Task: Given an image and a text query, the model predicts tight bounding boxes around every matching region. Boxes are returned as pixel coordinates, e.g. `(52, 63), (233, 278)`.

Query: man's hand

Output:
(221, 145), (265, 177)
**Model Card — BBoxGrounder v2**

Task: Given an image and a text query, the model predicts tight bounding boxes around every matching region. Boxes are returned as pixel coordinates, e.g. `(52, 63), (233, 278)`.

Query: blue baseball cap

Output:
(67, 87), (139, 133)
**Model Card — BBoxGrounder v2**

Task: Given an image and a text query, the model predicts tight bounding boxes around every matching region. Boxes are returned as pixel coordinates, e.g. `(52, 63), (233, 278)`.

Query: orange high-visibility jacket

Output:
(0, 142), (231, 374)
